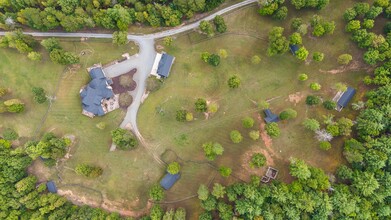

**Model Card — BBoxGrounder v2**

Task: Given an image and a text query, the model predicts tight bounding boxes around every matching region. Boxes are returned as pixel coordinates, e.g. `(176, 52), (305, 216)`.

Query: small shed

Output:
(289, 44), (299, 55)
(46, 181), (57, 193)
(265, 167), (278, 179)
(157, 53), (175, 78)
(264, 109), (279, 124)
(336, 87), (356, 111)
(160, 173), (180, 190)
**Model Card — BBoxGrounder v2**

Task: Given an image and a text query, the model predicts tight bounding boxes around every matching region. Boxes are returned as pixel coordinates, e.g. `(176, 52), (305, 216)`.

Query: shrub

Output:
(167, 162), (181, 174)
(323, 100), (337, 110)
(27, 51), (42, 61)
(295, 47), (309, 61)
(213, 15), (227, 33)
(303, 118), (320, 131)
(298, 73), (308, 81)
(146, 77), (163, 92)
(227, 75), (241, 88)
(119, 75), (134, 88)
(207, 54), (220, 66)
(176, 110), (188, 122)
(338, 54), (353, 65)
(218, 49), (228, 58)
(291, 18), (303, 30)
(149, 184), (165, 201)
(163, 37), (173, 46)
(75, 164), (103, 178)
(195, 98), (208, 112)
(202, 142), (224, 161)
(0, 87), (7, 97)
(251, 55), (261, 64)
(326, 124), (340, 136)
(250, 153), (266, 168)
(230, 130), (243, 143)
(185, 112), (193, 121)
(219, 166), (232, 177)
(249, 130), (260, 140)
(306, 95), (321, 105)
(272, 6), (288, 20)
(208, 103), (219, 113)
(111, 128), (138, 150)
(312, 52), (324, 62)
(119, 93), (132, 108)
(319, 141), (331, 150)
(310, 82), (321, 91)
(265, 122), (280, 138)
(289, 32), (302, 45)
(32, 87), (47, 104)
(242, 116), (254, 128)
(112, 31), (128, 45)
(279, 108), (297, 120)
(2, 128), (18, 141)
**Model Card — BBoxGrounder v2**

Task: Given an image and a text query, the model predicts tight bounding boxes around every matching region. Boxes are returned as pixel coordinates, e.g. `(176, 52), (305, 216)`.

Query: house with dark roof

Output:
(46, 181), (57, 193)
(289, 44), (300, 55)
(264, 109), (280, 124)
(336, 87), (356, 111)
(150, 52), (175, 78)
(160, 173), (180, 190)
(80, 67), (117, 117)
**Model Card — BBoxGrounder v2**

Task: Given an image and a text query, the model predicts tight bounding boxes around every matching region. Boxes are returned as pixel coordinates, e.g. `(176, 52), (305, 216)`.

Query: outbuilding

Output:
(289, 44), (299, 55)
(160, 173), (180, 190)
(46, 181), (57, 193)
(150, 52), (175, 78)
(264, 109), (280, 124)
(336, 87), (356, 111)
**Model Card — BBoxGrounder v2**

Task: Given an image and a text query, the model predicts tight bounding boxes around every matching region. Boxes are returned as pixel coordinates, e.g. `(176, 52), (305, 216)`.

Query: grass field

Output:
(137, 1), (368, 216)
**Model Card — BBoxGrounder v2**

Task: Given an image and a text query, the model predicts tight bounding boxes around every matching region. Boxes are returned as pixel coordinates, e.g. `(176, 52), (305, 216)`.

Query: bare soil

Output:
(319, 60), (373, 74)
(287, 92), (304, 105)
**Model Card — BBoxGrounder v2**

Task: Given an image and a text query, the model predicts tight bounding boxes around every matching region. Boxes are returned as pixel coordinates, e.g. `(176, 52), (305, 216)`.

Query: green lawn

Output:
(138, 1), (368, 215)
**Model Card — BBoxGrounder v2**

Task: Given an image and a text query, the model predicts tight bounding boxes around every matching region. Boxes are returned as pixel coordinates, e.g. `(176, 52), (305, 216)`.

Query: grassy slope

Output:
(138, 1), (367, 217)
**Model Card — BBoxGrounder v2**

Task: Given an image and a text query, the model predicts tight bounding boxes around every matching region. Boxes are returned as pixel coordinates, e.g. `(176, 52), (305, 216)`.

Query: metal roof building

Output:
(289, 44), (300, 55)
(264, 109), (280, 124)
(150, 52), (175, 78)
(160, 173), (180, 190)
(336, 87), (356, 111)
(46, 181), (57, 193)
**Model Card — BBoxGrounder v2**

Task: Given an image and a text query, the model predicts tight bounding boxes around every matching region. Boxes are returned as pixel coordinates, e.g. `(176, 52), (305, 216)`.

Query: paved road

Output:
(0, 0), (258, 140)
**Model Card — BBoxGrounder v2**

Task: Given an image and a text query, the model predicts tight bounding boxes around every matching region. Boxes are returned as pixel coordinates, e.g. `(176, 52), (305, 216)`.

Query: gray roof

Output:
(338, 87), (356, 108)
(157, 53), (175, 78)
(46, 181), (57, 193)
(80, 67), (114, 116)
(264, 109), (280, 123)
(160, 173), (180, 190)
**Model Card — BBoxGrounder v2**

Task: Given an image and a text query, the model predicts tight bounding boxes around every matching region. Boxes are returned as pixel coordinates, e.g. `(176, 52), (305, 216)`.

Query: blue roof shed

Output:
(337, 87), (356, 111)
(264, 109), (280, 124)
(46, 181), (57, 193)
(289, 45), (300, 55)
(157, 53), (175, 78)
(160, 173), (180, 190)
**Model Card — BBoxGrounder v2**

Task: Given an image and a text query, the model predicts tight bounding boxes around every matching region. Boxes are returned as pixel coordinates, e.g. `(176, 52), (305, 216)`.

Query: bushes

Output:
(319, 141), (331, 150)
(338, 54), (353, 65)
(227, 75), (241, 88)
(149, 184), (165, 201)
(303, 118), (320, 131)
(249, 130), (260, 140)
(146, 77), (163, 92)
(213, 15), (227, 33)
(313, 52), (324, 61)
(176, 110), (188, 122)
(75, 164), (103, 178)
(119, 93), (132, 108)
(219, 166), (232, 177)
(265, 122), (280, 138)
(230, 130), (243, 143)
(323, 100), (337, 110)
(167, 162), (181, 174)
(250, 153), (266, 168)
(195, 98), (208, 112)
(306, 95), (321, 105)
(2, 99), (25, 113)
(2, 128), (19, 141)
(279, 108), (297, 120)
(32, 87), (47, 104)
(111, 128), (138, 150)
(207, 54), (221, 66)
(202, 142), (224, 161)
(310, 82), (321, 91)
(298, 73), (308, 81)
(242, 117), (254, 128)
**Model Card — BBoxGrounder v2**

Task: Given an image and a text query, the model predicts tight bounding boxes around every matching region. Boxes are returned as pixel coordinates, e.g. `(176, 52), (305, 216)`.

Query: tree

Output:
(75, 164), (103, 178)
(2, 128), (19, 141)
(295, 47), (309, 61)
(4, 99), (25, 113)
(319, 141), (331, 150)
(167, 162), (181, 174)
(338, 54), (353, 65)
(303, 118), (320, 131)
(174, 207), (186, 220)
(111, 128), (138, 150)
(230, 130), (243, 143)
(289, 32), (302, 45)
(201, 52), (210, 62)
(352, 171), (379, 197)
(345, 20), (361, 33)
(41, 38), (61, 52)
(112, 31), (127, 45)
(305, 95), (321, 105)
(197, 184), (209, 201)
(227, 75), (241, 88)
(272, 6), (288, 20)
(149, 184), (165, 201)
(32, 87), (47, 104)
(289, 158), (311, 180)
(267, 27), (289, 56)
(279, 108), (297, 120)
(323, 100), (336, 110)
(310, 82), (321, 91)
(219, 49), (228, 58)
(219, 166), (232, 178)
(362, 19), (374, 29)
(212, 183), (225, 199)
(326, 124), (340, 136)
(313, 52), (324, 62)
(207, 54), (220, 66)
(27, 52), (42, 61)
(186, 112), (193, 121)
(265, 122), (280, 138)
(119, 92), (132, 108)
(298, 73), (308, 81)
(291, 18), (303, 30)
(202, 142), (224, 161)
(250, 153), (266, 168)
(242, 117), (254, 128)
(249, 130), (260, 140)
(195, 98), (208, 112)
(199, 20), (214, 37)
(176, 110), (188, 122)
(337, 117), (354, 136)
(163, 37), (173, 46)
(24, 132), (71, 161)
(213, 15), (227, 33)
(150, 205), (164, 220)
(344, 8), (357, 21)
(251, 55), (261, 64)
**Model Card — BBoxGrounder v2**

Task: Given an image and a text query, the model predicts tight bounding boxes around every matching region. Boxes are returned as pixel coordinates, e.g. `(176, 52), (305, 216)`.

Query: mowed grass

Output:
(138, 1), (368, 213)
(35, 39), (163, 210)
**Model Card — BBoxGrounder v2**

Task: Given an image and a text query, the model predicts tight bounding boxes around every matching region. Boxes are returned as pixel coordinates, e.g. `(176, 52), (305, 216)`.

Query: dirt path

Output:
(319, 60), (374, 74)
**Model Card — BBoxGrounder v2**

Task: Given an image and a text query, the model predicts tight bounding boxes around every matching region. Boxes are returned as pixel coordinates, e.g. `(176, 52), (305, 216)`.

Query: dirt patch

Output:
(286, 92), (304, 105)
(257, 114), (272, 148)
(111, 68), (137, 94)
(319, 60), (374, 74)
(58, 189), (101, 207)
